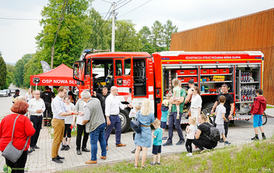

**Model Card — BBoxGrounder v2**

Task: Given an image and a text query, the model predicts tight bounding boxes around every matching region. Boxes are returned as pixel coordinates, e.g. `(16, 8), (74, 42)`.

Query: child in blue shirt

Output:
(161, 96), (170, 140)
(150, 119), (163, 165)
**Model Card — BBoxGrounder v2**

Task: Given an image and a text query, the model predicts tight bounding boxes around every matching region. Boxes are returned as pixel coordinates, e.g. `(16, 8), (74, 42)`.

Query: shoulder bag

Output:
(2, 115), (30, 163)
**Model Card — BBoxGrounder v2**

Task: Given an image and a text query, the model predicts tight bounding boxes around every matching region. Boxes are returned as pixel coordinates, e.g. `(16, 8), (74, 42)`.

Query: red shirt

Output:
(0, 114), (35, 151)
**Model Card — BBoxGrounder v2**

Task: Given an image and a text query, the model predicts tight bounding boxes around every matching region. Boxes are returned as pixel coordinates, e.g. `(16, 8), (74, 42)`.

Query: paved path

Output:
(0, 116), (273, 173)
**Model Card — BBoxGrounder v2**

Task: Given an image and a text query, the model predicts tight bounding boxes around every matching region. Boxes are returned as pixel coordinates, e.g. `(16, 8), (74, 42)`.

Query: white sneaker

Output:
(186, 153), (192, 157)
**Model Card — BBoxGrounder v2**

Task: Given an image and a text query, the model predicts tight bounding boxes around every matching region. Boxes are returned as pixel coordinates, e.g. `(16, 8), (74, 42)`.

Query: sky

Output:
(0, 0), (274, 64)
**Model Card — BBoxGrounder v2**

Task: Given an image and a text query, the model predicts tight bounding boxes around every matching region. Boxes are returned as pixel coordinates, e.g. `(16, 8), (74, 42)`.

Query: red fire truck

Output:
(73, 51), (265, 133)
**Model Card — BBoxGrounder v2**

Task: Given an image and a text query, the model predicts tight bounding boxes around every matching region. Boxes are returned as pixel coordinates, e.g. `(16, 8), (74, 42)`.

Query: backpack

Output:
(204, 123), (220, 142)
(130, 111), (141, 133)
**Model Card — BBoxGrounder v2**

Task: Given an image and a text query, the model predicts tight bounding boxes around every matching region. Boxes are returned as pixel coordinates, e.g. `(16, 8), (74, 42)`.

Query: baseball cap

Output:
(188, 79), (194, 84)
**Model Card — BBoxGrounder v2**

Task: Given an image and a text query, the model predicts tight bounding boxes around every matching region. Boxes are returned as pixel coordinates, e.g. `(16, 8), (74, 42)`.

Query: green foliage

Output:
(23, 54), (43, 87)
(85, 8), (111, 51)
(141, 43), (155, 54)
(139, 20), (178, 52)
(0, 56), (7, 88)
(36, 0), (92, 68)
(115, 20), (142, 52)
(14, 54), (32, 87)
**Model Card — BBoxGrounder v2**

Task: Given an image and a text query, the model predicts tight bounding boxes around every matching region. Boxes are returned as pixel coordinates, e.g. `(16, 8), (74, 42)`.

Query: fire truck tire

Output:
(119, 109), (131, 133)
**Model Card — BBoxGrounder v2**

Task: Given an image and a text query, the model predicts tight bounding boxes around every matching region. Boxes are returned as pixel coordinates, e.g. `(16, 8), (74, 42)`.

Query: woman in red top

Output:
(0, 100), (35, 173)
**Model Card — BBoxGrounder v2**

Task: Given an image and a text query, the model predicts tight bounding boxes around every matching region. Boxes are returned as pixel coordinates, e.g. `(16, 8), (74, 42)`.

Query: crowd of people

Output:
(0, 79), (267, 171)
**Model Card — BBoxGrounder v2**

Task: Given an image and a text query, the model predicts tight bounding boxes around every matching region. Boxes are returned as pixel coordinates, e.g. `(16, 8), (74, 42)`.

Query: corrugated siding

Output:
(170, 8), (274, 105)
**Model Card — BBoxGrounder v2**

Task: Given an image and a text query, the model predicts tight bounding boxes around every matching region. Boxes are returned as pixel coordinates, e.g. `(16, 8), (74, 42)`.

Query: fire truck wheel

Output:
(118, 109), (131, 133)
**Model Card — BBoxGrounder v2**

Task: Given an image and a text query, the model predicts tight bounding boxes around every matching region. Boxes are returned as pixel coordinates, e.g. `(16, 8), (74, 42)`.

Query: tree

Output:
(5, 64), (15, 89)
(0, 56), (7, 88)
(36, 0), (92, 68)
(139, 26), (151, 45)
(14, 54), (32, 87)
(23, 54), (43, 87)
(141, 43), (155, 54)
(151, 20), (165, 52)
(115, 20), (142, 52)
(163, 20), (178, 50)
(85, 7), (111, 51)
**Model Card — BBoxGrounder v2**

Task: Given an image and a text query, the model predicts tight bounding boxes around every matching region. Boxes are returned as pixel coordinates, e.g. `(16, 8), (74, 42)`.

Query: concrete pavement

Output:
(0, 117), (273, 173)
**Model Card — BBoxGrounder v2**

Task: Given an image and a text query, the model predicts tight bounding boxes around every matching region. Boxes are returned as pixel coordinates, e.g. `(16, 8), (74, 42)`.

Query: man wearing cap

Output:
(211, 84), (234, 142)
(12, 89), (20, 103)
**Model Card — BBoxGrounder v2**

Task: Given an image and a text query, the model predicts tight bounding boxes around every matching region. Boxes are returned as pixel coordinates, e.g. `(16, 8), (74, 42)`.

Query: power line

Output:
(119, 0), (151, 17)
(89, 5), (113, 46)
(116, 0), (132, 10)
(0, 17), (40, 21)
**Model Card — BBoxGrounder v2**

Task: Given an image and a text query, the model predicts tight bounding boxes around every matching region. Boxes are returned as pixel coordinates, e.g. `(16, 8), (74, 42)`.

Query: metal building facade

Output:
(170, 8), (274, 105)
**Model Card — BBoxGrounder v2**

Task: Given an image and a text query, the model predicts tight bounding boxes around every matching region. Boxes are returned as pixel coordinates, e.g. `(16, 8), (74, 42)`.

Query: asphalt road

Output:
(0, 84), (27, 118)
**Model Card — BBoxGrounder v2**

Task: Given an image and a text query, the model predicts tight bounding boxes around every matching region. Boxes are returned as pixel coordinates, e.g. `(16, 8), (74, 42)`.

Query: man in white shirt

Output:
(28, 90), (46, 153)
(104, 86), (132, 149)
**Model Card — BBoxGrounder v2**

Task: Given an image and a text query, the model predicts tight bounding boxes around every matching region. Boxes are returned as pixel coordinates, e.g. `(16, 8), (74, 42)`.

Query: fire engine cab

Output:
(73, 51), (265, 133)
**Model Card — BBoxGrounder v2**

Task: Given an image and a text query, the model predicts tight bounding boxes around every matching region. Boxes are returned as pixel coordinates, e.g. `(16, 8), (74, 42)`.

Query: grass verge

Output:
(266, 105), (274, 109)
(58, 137), (274, 173)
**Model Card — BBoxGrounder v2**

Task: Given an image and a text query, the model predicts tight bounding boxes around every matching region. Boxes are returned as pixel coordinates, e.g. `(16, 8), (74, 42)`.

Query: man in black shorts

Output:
(211, 84), (234, 142)
(41, 86), (55, 126)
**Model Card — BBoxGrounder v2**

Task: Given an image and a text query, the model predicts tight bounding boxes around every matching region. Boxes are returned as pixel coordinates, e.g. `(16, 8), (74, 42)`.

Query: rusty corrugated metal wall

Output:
(170, 8), (274, 105)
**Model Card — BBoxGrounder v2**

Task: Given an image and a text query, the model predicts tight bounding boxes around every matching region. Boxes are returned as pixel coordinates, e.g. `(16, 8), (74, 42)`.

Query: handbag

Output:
(130, 111), (141, 133)
(2, 115), (30, 163)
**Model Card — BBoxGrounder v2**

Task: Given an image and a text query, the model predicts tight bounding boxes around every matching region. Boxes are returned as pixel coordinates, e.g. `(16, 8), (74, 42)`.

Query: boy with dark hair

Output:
(250, 89), (266, 140)
(215, 95), (231, 145)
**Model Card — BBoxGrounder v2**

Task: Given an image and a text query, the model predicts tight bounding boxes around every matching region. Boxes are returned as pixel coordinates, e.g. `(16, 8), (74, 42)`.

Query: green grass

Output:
(266, 105), (274, 109)
(58, 137), (274, 173)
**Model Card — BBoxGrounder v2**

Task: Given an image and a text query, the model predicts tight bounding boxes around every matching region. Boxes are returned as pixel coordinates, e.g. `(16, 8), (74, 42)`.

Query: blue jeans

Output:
(167, 112), (184, 143)
(104, 115), (121, 146)
(90, 123), (107, 161)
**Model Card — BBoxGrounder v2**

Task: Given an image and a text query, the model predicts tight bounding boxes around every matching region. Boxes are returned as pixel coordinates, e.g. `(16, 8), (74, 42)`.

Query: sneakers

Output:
(34, 145), (40, 149)
(150, 162), (155, 166)
(85, 160), (97, 164)
(251, 136), (259, 140)
(61, 145), (66, 151)
(262, 136), (266, 140)
(219, 139), (224, 143)
(52, 157), (63, 164)
(186, 153), (193, 157)
(57, 155), (64, 160)
(131, 148), (136, 153)
(224, 141), (231, 145)
(163, 142), (173, 146)
(176, 140), (185, 145)
(65, 145), (70, 151)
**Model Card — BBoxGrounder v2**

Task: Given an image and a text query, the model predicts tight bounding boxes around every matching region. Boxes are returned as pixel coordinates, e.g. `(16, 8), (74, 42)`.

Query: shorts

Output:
(152, 145), (161, 155)
(216, 124), (225, 135)
(161, 121), (167, 129)
(253, 114), (263, 128)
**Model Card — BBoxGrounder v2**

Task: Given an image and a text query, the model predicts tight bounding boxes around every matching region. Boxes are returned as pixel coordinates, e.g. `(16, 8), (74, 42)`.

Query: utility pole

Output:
(102, 0), (116, 52)
(111, 2), (115, 52)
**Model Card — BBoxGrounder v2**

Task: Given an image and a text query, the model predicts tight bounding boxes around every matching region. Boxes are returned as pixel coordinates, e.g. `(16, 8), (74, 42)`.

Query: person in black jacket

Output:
(93, 87), (109, 117)
(41, 86), (54, 126)
(193, 114), (218, 153)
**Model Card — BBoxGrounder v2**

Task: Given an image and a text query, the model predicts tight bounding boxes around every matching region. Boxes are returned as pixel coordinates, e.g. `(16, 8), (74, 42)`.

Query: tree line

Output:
(4, 0), (178, 88)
